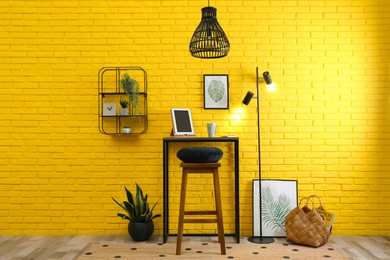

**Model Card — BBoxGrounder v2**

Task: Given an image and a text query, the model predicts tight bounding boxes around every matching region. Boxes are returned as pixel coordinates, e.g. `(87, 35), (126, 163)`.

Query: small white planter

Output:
(123, 127), (131, 134)
(120, 108), (129, 116)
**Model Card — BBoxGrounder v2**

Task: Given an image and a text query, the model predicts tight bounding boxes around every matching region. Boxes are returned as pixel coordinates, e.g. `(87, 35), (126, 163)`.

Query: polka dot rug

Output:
(77, 240), (348, 259)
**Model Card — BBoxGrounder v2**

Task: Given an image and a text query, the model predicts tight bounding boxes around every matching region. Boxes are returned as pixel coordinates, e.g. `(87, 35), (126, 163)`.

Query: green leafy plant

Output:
(112, 184), (161, 223)
(208, 80), (225, 103)
(121, 73), (140, 119)
(261, 186), (291, 232)
(119, 98), (129, 108)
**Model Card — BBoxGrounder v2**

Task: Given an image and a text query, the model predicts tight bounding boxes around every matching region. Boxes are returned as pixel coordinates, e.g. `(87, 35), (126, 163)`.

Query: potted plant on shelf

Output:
(119, 98), (129, 116)
(121, 73), (140, 120)
(112, 183), (161, 241)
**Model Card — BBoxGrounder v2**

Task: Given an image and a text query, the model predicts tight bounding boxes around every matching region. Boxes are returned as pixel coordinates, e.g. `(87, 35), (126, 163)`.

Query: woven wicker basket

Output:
(285, 196), (331, 248)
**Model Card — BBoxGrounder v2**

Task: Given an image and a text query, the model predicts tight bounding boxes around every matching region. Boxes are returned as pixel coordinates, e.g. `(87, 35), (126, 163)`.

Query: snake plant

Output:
(112, 184), (161, 223)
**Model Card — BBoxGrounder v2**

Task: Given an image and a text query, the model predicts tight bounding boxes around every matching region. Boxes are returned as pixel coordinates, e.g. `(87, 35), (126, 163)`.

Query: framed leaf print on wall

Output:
(204, 74), (229, 109)
(253, 180), (298, 237)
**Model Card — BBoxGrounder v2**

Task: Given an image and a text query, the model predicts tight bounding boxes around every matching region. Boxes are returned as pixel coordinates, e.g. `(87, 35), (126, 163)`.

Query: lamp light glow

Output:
(266, 82), (276, 92)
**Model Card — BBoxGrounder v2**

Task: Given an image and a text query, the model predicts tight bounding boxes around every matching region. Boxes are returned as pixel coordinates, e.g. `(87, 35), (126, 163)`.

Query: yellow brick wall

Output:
(0, 0), (389, 236)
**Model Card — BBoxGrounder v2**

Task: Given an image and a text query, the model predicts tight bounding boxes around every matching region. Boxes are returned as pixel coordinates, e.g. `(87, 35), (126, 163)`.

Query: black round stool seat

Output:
(177, 147), (223, 163)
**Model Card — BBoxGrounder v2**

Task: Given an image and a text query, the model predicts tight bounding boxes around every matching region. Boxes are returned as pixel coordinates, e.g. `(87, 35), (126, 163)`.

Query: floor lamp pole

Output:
(247, 67), (275, 244)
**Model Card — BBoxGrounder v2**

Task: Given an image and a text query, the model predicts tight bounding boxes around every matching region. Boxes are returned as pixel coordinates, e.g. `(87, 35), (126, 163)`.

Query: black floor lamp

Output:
(242, 67), (275, 244)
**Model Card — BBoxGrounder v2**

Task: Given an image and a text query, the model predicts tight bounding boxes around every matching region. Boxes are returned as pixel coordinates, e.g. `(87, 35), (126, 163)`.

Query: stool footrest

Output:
(184, 218), (218, 223)
(184, 210), (217, 215)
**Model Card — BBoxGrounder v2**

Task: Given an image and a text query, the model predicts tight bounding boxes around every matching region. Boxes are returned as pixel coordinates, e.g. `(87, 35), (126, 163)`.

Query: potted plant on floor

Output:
(112, 183), (161, 241)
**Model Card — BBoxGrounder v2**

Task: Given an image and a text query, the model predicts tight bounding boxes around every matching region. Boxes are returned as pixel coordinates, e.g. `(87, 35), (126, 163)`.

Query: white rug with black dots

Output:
(77, 241), (348, 259)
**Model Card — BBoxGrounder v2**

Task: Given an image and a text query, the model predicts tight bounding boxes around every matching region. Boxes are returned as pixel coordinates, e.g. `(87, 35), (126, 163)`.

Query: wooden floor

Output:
(0, 235), (389, 260)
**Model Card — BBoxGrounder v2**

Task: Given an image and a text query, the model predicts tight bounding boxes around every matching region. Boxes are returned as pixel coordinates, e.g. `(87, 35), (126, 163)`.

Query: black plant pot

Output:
(128, 221), (154, 242)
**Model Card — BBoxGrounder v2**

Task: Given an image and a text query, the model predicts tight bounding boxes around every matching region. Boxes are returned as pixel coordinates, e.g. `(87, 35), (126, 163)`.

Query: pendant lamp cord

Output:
(208, 0), (210, 7)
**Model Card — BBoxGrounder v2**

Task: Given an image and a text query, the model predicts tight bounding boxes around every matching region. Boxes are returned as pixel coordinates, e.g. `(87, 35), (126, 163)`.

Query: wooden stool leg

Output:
(176, 169), (188, 255)
(213, 169), (226, 255)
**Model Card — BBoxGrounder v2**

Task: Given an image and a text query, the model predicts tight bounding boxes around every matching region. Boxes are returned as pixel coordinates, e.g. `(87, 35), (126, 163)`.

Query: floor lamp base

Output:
(247, 236), (275, 244)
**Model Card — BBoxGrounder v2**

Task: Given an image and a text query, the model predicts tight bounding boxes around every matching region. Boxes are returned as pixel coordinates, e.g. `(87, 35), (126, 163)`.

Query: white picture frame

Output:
(102, 103), (117, 116)
(170, 108), (195, 136)
(253, 179), (298, 237)
(204, 74), (229, 109)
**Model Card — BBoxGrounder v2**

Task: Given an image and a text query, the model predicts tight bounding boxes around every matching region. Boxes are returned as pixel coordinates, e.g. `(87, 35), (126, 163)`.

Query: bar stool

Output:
(175, 147), (226, 255)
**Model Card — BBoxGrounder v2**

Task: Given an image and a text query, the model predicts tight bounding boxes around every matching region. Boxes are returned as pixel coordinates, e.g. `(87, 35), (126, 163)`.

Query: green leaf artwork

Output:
(261, 186), (292, 233)
(208, 80), (225, 103)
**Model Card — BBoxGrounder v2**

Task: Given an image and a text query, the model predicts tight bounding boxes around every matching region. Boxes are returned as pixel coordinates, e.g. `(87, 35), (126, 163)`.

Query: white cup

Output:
(207, 123), (217, 137)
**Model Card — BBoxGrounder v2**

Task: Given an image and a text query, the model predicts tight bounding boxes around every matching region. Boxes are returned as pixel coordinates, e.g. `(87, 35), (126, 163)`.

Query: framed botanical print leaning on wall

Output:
(253, 180), (298, 237)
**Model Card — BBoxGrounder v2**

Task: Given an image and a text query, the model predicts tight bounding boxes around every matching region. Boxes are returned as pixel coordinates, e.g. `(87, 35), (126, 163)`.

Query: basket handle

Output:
(298, 197), (315, 208)
(308, 194), (324, 208)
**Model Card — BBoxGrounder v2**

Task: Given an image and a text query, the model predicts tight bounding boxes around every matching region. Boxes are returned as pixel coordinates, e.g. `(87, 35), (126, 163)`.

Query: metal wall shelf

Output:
(98, 67), (148, 135)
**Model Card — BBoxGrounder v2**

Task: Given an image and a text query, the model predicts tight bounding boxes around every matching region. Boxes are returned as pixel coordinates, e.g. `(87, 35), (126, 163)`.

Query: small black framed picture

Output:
(203, 74), (229, 109)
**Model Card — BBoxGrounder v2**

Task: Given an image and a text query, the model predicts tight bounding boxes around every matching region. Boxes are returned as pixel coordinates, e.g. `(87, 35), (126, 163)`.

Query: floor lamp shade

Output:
(262, 71), (272, 85)
(242, 91), (254, 105)
(189, 6), (230, 59)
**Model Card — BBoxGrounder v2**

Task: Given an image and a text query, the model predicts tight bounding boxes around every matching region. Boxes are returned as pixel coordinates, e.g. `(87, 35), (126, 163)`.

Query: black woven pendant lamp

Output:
(189, 1), (230, 59)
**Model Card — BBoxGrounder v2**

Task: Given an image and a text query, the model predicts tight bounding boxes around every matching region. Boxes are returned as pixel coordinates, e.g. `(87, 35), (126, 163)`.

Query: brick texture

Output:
(0, 0), (389, 236)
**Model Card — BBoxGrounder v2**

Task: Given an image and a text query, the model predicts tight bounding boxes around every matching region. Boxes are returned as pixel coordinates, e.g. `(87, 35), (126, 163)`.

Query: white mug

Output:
(207, 123), (217, 137)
